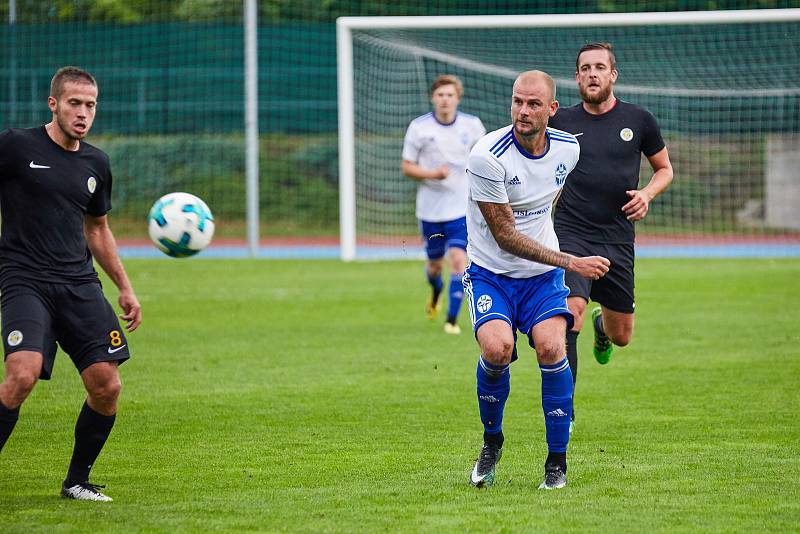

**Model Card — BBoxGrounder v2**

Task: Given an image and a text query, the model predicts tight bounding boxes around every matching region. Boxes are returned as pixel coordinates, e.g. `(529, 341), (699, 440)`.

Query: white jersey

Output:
(466, 126), (580, 278)
(402, 111), (486, 222)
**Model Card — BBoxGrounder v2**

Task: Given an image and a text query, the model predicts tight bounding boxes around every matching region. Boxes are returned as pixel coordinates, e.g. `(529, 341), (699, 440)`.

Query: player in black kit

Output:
(0, 67), (142, 501)
(549, 43), (673, 430)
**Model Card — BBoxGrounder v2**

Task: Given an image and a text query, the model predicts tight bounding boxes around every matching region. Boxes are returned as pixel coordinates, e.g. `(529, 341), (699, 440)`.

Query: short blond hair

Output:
(430, 75), (463, 98)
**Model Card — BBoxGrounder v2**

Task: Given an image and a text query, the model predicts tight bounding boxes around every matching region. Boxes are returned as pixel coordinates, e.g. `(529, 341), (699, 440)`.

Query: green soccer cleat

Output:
(591, 307), (613, 365)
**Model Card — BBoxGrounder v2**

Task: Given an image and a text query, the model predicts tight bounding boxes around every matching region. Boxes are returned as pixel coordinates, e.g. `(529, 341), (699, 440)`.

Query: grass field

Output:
(1, 258), (798, 532)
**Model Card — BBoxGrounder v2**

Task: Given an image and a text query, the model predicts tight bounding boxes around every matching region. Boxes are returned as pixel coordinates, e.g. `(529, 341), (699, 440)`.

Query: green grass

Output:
(1, 259), (799, 532)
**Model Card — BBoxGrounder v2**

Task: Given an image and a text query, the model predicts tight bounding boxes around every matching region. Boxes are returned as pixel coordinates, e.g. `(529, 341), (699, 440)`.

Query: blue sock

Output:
(477, 356), (510, 436)
(540, 358), (573, 453)
(446, 272), (464, 323)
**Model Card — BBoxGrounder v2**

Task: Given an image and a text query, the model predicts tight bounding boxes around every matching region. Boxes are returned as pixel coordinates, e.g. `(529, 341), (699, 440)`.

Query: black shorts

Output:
(1, 279), (130, 380)
(559, 239), (635, 314)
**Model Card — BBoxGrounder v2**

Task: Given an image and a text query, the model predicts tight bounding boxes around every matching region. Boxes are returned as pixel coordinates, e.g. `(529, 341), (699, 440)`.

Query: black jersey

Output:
(0, 126), (112, 284)
(549, 100), (665, 244)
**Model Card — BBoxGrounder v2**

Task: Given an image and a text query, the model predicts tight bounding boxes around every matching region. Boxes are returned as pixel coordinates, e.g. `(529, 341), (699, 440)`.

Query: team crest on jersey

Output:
(554, 163), (568, 186)
(476, 294), (493, 313)
(7, 330), (23, 347)
(620, 128), (634, 142)
(87, 177), (97, 193)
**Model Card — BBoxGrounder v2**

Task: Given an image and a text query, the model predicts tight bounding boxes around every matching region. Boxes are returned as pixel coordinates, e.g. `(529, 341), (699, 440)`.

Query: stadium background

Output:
(0, 0), (798, 257)
(1, 3), (798, 530)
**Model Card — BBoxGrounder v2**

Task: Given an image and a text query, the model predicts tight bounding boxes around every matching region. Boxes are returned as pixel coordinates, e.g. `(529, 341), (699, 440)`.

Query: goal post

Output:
(337, 9), (800, 261)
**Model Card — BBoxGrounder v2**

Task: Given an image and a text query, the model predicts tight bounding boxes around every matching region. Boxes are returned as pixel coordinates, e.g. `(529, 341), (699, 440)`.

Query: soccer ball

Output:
(147, 192), (215, 257)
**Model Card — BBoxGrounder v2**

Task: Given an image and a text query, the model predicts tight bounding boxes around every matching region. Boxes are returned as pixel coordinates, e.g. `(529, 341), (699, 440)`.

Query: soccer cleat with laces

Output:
(470, 443), (502, 487)
(538, 462), (567, 490)
(443, 322), (461, 335)
(61, 481), (113, 502)
(591, 307), (613, 365)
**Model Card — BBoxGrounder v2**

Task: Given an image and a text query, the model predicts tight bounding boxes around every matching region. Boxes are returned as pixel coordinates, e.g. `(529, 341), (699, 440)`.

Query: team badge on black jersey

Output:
(555, 163), (568, 185)
(7, 330), (23, 346)
(620, 128), (634, 142)
(87, 177), (97, 193)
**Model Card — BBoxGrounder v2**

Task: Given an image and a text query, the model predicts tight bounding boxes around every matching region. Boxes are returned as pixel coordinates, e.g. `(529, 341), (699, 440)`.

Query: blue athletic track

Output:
(119, 242), (800, 260)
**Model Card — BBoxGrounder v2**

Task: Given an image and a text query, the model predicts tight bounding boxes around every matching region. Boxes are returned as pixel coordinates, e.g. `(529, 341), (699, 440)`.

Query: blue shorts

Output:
(463, 262), (573, 347)
(419, 216), (468, 260)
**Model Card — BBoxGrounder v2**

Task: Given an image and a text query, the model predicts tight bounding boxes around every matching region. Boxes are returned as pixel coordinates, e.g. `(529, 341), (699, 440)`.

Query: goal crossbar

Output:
(338, 9), (800, 31)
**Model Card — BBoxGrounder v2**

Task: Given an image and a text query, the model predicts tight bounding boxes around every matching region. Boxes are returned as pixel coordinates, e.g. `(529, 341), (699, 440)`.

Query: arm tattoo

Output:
(478, 201), (572, 269)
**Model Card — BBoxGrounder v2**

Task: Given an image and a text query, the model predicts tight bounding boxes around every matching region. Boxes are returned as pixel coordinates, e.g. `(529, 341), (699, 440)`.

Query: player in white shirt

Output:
(402, 75), (486, 335)
(463, 71), (610, 490)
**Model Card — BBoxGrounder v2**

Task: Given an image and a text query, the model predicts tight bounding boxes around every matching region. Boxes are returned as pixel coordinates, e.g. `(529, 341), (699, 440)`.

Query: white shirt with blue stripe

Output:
(402, 112), (486, 222)
(466, 126), (580, 278)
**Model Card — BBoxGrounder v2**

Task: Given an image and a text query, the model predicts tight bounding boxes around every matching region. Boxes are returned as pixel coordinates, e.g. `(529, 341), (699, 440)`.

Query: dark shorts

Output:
(419, 216), (468, 260)
(1, 279), (130, 380)
(560, 239), (635, 314)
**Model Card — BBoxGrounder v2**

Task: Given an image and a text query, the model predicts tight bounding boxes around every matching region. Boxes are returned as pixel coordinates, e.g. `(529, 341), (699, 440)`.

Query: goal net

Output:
(338, 10), (800, 260)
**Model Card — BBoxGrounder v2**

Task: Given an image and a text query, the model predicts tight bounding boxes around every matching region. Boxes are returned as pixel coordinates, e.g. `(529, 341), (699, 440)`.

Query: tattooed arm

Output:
(477, 201), (610, 279)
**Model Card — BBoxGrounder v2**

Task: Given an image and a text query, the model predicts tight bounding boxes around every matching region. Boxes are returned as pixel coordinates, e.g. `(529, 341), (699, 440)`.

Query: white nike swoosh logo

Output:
(573, 133), (584, 137)
(471, 462), (489, 485)
(29, 161), (50, 169)
(107, 345), (127, 354)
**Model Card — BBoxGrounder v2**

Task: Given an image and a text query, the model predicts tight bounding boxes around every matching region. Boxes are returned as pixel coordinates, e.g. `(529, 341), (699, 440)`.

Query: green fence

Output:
(1, 1), (798, 243)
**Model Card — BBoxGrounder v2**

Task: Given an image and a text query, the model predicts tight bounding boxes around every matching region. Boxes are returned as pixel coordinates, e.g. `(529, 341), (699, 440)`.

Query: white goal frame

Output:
(336, 8), (800, 261)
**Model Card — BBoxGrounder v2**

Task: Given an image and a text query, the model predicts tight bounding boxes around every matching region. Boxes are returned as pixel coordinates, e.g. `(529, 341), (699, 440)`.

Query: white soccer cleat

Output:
(61, 481), (113, 502)
(443, 322), (462, 335)
(538, 463), (567, 490)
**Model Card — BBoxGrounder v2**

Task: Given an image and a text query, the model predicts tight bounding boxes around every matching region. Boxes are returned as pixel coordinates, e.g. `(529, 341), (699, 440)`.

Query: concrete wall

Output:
(766, 135), (800, 230)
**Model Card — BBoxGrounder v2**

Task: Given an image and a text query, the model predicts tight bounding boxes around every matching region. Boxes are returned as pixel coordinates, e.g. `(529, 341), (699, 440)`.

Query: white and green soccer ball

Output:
(147, 192), (215, 258)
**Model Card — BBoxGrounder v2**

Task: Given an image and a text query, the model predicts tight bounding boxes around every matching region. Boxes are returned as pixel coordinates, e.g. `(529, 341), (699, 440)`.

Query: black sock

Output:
(0, 400), (20, 453)
(484, 430), (504, 448)
(594, 312), (606, 336)
(566, 330), (579, 387)
(65, 402), (116, 485)
(432, 286), (443, 306)
(546, 451), (567, 471)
